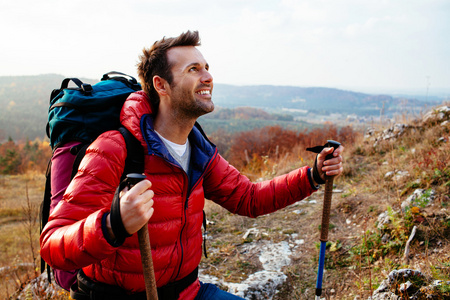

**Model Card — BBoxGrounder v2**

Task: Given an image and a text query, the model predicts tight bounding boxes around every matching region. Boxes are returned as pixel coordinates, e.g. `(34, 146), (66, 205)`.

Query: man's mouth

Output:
(196, 89), (211, 95)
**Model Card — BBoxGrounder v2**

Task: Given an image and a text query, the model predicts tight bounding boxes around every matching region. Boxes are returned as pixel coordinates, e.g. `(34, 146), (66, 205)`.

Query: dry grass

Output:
(0, 172), (71, 299)
(1, 106), (449, 299)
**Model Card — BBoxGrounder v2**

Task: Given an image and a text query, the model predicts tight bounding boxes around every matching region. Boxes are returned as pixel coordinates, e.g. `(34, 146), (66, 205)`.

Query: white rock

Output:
(243, 228), (260, 240)
(377, 211), (391, 229)
(401, 188), (435, 211)
(227, 270), (287, 299)
(384, 171), (395, 179)
(259, 241), (291, 271)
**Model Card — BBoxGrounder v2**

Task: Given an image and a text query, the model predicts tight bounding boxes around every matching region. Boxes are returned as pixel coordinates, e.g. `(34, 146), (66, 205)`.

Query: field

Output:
(1, 105), (450, 299)
(0, 173), (48, 299)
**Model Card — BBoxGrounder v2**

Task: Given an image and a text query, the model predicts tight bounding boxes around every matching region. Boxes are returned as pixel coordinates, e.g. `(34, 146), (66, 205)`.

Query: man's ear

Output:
(153, 76), (169, 96)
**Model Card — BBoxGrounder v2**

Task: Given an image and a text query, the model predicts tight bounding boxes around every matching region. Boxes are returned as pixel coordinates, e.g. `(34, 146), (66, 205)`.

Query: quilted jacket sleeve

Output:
(203, 154), (316, 218)
(40, 131), (127, 270)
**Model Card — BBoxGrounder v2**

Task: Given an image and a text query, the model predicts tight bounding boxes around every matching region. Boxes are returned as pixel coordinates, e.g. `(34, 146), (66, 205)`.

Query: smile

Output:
(196, 90), (211, 95)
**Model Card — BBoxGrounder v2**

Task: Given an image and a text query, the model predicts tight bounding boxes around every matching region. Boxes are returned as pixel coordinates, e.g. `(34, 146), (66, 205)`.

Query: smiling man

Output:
(40, 31), (344, 300)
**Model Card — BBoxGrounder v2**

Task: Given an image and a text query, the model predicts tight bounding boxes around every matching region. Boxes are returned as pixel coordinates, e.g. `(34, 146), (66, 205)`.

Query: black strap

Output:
(109, 183), (132, 246)
(60, 78), (84, 89)
(70, 144), (90, 179)
(310, 156), (326, 185)
(59, 78), (92, 95)
(119, 127), (145, 180)
(158, 267), (199, 299)
(102, 72), (141, 91)
(102, 71), (137, 84)
(71, 268), (199, 300)
(71, 270), (146, 300)
(40, 159), (53, 282)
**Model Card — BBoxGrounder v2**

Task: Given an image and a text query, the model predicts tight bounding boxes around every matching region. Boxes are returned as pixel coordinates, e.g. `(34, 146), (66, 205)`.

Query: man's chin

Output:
(200, 99), (214, 113)
(206, 102), (215, 113)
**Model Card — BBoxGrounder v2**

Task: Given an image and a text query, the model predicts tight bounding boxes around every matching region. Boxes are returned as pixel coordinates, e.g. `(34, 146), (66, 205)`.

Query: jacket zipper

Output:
(173, 149), (218, 280)
(174, 172), (189, 280)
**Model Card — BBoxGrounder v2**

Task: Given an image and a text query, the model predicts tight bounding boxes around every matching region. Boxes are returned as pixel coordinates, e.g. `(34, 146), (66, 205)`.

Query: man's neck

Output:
(153, 109), (196, 145)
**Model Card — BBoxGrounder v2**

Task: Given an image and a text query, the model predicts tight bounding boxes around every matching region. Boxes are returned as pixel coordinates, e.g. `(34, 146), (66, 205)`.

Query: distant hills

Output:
(212, 84), (439, 116)
(0, 74), (443, 142)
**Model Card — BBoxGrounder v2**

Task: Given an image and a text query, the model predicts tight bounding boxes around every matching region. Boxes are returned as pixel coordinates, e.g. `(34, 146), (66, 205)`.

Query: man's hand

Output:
(314, 145), (344, 184)
(106, 180), (154, 240)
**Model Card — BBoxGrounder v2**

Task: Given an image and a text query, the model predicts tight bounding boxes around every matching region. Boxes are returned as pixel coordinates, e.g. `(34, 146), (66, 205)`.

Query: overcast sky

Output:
(1, 0), (449, 95)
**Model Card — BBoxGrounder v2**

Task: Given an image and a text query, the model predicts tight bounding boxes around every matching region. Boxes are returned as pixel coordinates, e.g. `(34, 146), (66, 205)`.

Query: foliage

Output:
(0, 139), (21, 174)
(430, 260), (450, 295)
(0, 137), (51, 174)
(221, 124), (359, 179)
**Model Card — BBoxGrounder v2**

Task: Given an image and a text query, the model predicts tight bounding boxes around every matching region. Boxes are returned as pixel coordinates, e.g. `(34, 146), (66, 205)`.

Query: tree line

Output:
(0, 138), (51, 175)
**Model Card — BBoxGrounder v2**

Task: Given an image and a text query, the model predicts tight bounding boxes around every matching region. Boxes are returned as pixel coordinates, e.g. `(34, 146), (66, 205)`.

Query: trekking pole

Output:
(127, 174), (159, 300)
(306, 140), (341, 300)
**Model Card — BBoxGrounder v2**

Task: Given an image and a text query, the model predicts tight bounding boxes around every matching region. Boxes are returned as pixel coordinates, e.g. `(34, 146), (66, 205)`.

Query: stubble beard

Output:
(173, 88), (214, 120)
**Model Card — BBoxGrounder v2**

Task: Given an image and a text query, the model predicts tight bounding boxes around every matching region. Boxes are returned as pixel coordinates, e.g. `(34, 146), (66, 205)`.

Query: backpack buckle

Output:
(81, 83), (93, 96)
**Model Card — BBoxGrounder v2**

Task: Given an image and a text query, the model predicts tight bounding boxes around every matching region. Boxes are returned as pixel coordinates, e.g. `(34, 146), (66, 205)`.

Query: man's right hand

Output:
(106, 180), (154, 240)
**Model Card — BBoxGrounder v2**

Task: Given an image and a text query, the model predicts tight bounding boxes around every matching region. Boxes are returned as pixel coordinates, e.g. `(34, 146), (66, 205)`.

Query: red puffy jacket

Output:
(40, 91), (318, 299)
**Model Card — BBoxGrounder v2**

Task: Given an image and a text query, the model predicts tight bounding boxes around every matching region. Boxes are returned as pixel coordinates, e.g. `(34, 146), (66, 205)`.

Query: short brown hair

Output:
(137, 30), (201, 112)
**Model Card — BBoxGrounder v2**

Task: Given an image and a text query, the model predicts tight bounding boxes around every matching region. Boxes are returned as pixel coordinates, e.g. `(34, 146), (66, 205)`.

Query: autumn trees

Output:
(211, 124), (358, 180)
(0, 138), (51, 174)
(0, 124), (359, 176)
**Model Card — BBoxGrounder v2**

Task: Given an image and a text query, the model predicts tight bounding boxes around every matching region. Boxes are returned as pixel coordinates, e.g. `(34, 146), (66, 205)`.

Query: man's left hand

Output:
(315, 145), (344, 182)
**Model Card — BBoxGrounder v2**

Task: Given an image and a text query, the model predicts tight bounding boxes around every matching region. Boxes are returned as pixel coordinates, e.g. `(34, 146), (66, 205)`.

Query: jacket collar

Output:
(141, 113), (217, 191)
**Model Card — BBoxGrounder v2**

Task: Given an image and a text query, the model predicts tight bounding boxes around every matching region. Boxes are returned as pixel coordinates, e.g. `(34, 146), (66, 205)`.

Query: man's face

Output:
(166, 46), (214, 119)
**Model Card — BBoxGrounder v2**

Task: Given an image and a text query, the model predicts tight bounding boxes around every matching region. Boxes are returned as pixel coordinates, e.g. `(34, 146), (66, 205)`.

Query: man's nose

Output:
(201, 69), (213, 84)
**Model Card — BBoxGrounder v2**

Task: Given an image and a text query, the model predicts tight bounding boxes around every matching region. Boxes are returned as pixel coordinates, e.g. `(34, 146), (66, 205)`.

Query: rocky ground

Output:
(12, 105), (450, 299)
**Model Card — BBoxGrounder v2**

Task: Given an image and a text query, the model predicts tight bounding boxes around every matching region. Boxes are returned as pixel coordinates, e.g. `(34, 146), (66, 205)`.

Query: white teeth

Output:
(197, 90), (210, 95)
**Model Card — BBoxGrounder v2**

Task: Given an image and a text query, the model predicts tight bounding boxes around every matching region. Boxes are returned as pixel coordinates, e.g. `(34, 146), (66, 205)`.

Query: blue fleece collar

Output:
(140, 114), (217, 190)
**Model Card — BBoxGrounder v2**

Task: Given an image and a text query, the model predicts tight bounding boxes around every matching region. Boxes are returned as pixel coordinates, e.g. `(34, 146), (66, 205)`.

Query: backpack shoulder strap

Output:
(119, 127), (145, 178)
(70, 144), (90, 178)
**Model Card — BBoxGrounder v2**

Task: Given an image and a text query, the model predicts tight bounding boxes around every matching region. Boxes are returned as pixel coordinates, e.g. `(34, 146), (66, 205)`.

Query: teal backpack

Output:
(41, 72), (143, 290)
(47, 71), (141, 149)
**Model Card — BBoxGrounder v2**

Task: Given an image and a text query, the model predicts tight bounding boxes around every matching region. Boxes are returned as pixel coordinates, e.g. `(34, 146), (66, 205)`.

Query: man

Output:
(40, 31), (344, 300)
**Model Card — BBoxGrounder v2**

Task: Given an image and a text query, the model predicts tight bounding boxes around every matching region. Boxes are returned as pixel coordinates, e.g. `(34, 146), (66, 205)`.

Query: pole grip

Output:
(320, 176), (334, 242)
(138, 225), (158, 300)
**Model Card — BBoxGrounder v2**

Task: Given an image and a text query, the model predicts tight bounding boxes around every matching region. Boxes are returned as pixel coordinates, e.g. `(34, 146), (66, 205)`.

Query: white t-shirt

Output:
(155, 131), (190, 172)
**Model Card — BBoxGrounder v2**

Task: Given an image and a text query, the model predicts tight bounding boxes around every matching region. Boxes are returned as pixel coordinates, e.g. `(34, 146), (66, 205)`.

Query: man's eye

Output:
(189, 67), (197, 72)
